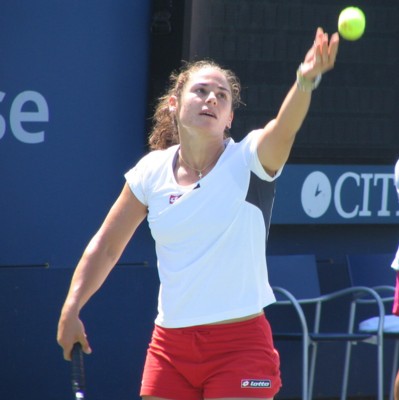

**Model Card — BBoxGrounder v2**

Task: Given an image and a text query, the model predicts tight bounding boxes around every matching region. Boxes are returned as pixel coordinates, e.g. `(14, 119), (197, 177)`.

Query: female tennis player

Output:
(57, 27), (339, 400)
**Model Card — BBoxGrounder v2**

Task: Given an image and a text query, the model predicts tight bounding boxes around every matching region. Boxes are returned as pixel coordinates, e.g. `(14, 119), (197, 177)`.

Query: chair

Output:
(346, 253), (399, 400)
(266, 254), (385, 400)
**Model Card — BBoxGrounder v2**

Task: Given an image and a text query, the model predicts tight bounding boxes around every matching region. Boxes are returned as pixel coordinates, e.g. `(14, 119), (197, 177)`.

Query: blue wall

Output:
(0, 266), (159, 400)
(0, 2), (156, 399)
(0, 0), (155, 268)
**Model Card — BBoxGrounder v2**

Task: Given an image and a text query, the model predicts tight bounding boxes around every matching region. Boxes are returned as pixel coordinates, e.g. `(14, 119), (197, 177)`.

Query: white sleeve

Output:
(392, 247), (399, 271)
(242, 129), (283, 181)
(392, 160), (399, 270)
(124, 156), (149, 206)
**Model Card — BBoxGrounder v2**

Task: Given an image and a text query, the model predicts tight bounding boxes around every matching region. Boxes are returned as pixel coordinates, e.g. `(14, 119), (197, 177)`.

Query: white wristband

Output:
(296, 63), (322, 92)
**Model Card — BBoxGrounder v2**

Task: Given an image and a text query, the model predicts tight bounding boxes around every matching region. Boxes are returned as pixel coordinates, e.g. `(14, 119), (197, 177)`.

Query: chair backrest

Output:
(346, 253), (396, 287)
(267, 254), (321, 299)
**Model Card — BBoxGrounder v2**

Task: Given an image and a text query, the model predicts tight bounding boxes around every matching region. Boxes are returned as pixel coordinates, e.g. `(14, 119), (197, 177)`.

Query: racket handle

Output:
(71, 343), (86, 398)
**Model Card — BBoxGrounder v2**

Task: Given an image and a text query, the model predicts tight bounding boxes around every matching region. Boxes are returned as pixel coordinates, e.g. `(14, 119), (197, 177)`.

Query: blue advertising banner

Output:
(0, 1), (152, 267)
(273, 164), (399, 224)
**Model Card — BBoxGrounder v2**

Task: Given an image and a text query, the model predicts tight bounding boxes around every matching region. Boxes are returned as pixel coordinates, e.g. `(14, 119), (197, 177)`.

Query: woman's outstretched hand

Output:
(301, 27), (340, 80)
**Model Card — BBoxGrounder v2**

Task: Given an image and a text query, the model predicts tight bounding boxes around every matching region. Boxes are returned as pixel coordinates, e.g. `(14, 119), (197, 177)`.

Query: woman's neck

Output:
(175, 136), (226, 184)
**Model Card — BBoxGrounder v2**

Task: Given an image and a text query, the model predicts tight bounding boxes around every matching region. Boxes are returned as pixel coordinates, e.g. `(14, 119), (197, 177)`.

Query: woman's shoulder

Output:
(125, 145), (177, 178)
(125, 145), (178, 183)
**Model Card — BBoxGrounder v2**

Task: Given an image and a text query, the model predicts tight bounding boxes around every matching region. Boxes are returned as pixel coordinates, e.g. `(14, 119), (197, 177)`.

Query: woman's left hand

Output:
(300, 27), (340, 80)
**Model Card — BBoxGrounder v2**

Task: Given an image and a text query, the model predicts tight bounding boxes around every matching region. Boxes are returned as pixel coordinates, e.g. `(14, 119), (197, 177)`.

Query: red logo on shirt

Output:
(169, 194), (182, 204)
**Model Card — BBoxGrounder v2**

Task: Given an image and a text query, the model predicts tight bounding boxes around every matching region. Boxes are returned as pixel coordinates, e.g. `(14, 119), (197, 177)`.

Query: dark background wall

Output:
(1, 1), (398, 399)
(185, 0), (399, 165)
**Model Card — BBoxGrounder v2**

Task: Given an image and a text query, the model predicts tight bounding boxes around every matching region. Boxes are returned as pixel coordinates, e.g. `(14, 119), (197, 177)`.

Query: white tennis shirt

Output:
(125, 130), (281, 327)
(392, 159), (399, 271)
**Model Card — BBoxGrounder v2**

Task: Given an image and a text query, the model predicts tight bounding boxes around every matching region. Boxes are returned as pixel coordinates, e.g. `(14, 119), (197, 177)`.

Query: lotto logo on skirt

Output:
(241, 379), (272, 388)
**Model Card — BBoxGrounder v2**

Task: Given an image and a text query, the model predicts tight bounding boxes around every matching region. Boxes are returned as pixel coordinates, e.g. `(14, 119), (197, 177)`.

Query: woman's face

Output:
(171, 67), (234, 137)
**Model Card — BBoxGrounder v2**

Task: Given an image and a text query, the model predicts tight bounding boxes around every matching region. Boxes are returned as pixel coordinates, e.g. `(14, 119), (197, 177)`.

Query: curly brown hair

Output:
(148, 60), (242, 151)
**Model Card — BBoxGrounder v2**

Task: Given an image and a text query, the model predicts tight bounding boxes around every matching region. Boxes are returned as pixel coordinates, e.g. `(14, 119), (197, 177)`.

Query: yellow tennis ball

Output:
(338, 7), (366, 41)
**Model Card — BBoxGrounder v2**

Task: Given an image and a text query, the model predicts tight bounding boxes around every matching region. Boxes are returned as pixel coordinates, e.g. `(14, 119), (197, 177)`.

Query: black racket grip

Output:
(71, 343), (86, 398)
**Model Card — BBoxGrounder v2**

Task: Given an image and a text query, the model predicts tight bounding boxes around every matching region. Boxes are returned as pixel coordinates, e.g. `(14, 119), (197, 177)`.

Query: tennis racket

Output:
(71, 343), (86, 399)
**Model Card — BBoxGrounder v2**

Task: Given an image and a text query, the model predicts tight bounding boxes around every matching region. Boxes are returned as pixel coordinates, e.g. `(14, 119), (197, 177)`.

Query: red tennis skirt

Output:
(140, 314), (282, 399)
